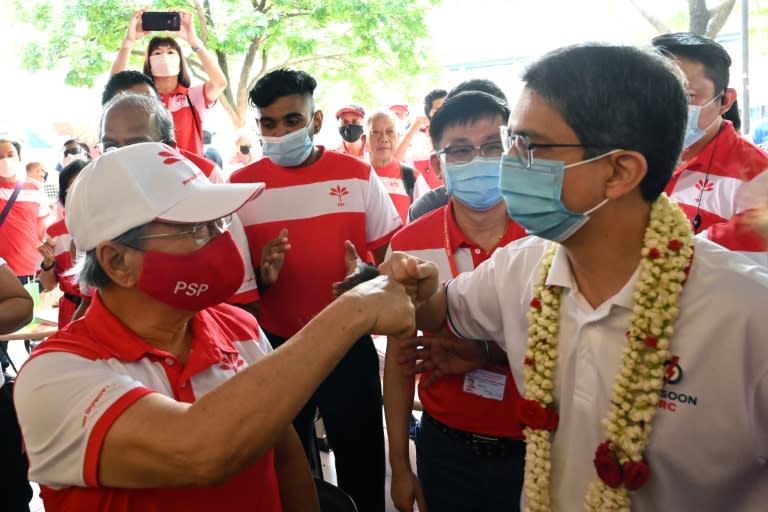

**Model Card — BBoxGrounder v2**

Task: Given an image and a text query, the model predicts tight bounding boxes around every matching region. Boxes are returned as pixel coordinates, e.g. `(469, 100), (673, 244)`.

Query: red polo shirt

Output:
(0, 178), (48, 276)
(159, 84), (213, 156)
(14, 294), (282, 512)
(389, 199), (527, 437)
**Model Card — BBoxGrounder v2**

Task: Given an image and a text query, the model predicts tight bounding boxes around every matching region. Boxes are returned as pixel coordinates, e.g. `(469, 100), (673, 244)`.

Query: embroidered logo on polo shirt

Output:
(657, 356), (699, 412)
(329, 185), (349, 207)
(695, 177), (714, 202)
(220, 353), (245, 372)
(158, 150), (183, 165)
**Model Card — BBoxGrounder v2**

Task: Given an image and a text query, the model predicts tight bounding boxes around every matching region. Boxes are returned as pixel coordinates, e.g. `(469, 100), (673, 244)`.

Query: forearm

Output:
(415, 285), (447, 332)
(394, 125), (420, 162)
(193, 41), (227, 100)
(183, 294), (372, 478)
(274, 426), (320, 512)
(384, 337), (416, 473)
(111, 43), (133, 75)
(0, 297), (33, 334)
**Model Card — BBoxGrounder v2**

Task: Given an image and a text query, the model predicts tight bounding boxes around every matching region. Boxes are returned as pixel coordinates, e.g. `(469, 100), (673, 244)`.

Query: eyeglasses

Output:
(95, 139), (170, 153)
(133, 216), (232, 244)
(500, 127), (602, 169)
(436, 140), (505, 165)
(63, 146), (83, 157)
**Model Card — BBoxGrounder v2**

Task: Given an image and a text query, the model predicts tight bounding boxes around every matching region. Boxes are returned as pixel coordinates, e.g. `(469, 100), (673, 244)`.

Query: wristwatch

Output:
(40, 260), (55, 271)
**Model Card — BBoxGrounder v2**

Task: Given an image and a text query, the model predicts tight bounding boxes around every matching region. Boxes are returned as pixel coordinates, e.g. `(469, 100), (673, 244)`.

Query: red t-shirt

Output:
(0, 178), (48, 276)
(15, 295), (282, 512)
(230, 148), (402, 337)
(159, 84), (212, 156)
(413, 158), (442, 190)
(389, 199), (527, 438)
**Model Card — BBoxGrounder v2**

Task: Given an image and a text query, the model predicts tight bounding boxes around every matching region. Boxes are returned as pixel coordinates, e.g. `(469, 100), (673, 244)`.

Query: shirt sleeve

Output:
(445, 254), (507, 344)
(189, 83), (215, 116)
(364, 168), (402, 250)
(14, 352), (153, 488)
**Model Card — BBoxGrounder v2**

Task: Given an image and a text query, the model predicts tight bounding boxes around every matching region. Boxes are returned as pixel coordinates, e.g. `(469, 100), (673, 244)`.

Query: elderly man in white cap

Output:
(13, 142), (417, 512)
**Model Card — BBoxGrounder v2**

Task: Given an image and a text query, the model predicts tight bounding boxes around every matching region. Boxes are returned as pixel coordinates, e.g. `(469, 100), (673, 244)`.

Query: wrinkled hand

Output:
(398, 328), (485, 387)
(390, 470), (427, 512)
(378, 252), (439, 309)
(259, 228), (290, 287)
(332, 241), (380, 297)
(125, 9), (148, 43)
(344, 275), (415, 338)
(37, 238), (56, 266)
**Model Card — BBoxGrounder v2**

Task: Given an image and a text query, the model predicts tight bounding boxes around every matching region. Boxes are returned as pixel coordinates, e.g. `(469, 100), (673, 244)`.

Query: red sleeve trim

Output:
(83, 387), (154, 487)
(367, 227), (399, 252)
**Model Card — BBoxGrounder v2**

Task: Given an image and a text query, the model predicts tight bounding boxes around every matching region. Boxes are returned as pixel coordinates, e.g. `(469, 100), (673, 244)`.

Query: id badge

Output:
(463, 369), (506, 401)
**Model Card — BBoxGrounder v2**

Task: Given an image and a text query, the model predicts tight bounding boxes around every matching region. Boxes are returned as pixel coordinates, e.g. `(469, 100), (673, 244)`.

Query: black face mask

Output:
(239, 145), (251, 155)
(339, 124), (364, 143)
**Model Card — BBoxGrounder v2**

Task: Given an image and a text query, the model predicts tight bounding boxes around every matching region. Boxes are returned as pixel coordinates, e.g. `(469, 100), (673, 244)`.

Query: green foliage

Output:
(13, 0), (441, 127)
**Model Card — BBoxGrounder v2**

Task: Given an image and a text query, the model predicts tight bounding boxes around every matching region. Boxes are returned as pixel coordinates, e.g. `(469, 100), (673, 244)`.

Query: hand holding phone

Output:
(141, 12), (181, 32)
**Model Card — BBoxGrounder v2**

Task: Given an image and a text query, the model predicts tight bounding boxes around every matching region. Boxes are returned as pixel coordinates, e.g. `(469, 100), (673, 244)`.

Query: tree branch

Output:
(628, 0), (670, 34)
(706, 0), (736, 37)
(192, 0), (208, 44)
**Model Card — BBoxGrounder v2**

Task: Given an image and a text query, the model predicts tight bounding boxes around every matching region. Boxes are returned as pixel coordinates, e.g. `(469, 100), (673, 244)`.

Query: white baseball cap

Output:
(66, 142), (264, 251)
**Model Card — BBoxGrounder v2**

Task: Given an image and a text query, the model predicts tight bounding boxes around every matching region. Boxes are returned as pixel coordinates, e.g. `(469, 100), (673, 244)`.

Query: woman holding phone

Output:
(111, 10), (227, 156)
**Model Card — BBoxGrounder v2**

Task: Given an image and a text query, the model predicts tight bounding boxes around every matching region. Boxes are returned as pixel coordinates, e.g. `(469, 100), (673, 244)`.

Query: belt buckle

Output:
(470, 433), (501, 456)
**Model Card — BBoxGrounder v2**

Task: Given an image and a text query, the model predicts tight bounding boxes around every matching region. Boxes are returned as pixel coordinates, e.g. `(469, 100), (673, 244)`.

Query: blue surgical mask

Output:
(498, 151), (617, 242)
(684, 94), (720, 149)
(443, 157), (503, 211)
(260, 122), (314, 167)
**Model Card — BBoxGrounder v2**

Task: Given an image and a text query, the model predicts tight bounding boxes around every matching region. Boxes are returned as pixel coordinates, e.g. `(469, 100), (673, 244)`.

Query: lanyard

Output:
(443, 207), (460, 278)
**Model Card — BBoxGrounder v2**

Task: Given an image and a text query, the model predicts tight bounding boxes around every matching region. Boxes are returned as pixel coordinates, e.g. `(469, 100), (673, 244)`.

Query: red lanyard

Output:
(443, 207), (460, 278)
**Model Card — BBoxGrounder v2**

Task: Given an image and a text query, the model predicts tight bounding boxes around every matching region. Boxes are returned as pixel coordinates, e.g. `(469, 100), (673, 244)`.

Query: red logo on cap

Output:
(158, 150), (183, 165)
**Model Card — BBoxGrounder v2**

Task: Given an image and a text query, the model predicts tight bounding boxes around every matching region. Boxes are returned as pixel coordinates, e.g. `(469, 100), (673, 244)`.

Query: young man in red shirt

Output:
(231, 68), (401, 512)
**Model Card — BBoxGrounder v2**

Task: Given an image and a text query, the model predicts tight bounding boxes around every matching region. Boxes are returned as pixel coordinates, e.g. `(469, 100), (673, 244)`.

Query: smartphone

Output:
(141, 12), (181, 32)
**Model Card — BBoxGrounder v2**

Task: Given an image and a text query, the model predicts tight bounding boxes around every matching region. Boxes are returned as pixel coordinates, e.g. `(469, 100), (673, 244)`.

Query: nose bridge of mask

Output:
(260, 125), (309, 144)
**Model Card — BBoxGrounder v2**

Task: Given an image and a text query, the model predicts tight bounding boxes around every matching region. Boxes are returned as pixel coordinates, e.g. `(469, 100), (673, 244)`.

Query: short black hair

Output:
(0, 138), (21, 158)
(249, 68), (317, 109)
(723, 99), (741, 132)
(521, 44), (688, 202)
(652, 32), (731, 96)
(58, 159), (88, 207)
(423, 88), (447, 118)
(429, 91), (510, 149)
(102, 70), (159, 105)
(448, 79), (508, 104)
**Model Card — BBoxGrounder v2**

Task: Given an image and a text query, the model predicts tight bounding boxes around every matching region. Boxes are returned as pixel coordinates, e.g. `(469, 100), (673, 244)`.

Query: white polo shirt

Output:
(446, 235), (768, 511)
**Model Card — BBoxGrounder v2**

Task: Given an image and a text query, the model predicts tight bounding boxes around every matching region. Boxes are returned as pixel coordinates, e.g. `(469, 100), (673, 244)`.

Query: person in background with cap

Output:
(336, 104), (367, 159)
(653, 32), (768, 266)
(13, 142), (417, 512)
(226, 129), (258, 176)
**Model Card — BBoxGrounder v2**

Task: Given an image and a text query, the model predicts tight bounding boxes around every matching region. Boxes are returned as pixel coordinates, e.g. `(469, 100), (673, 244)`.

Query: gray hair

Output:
(364, 109), (398, 135)
(100, 93), (175, 144)
(69, 225), (146, 291)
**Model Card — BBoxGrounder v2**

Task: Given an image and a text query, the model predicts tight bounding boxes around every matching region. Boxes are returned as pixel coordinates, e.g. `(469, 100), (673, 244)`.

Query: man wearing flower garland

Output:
(381, 44), (768, 511)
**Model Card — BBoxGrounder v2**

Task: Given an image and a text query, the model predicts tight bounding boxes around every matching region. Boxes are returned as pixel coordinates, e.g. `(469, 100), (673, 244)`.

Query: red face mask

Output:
(136, 231), (245, 311)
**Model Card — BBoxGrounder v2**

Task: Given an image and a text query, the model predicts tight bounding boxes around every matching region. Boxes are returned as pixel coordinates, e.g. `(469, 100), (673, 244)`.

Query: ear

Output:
(95, 241), (143, 288)
(603, 150), (647, 201)
(718, 88), (737, 116)
(360, 133), (367, 147)
(312, 110), (324, 135)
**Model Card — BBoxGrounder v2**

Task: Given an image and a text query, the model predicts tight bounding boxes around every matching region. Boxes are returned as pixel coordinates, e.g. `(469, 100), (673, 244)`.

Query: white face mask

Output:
(150, 53), (181, 77)
(0, 158), (20, 179)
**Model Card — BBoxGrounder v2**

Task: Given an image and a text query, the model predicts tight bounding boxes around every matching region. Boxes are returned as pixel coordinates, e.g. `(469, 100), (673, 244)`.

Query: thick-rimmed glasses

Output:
(134, 215), (232, 244)
(500, 127), (598, 169)
(436, 140), (505, 165)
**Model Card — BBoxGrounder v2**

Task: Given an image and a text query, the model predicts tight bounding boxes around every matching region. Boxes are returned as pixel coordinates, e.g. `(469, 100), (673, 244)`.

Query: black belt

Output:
(422, 412), (525, 458)
(63, 292), (82, 306)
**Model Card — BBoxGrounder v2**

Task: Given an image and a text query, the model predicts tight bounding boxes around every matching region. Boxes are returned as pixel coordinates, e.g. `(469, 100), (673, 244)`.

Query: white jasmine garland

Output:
(522, 194), (694, 512)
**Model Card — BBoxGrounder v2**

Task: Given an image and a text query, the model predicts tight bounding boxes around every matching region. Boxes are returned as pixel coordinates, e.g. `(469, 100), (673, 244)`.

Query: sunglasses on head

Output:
(63, 146), (83, 157)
